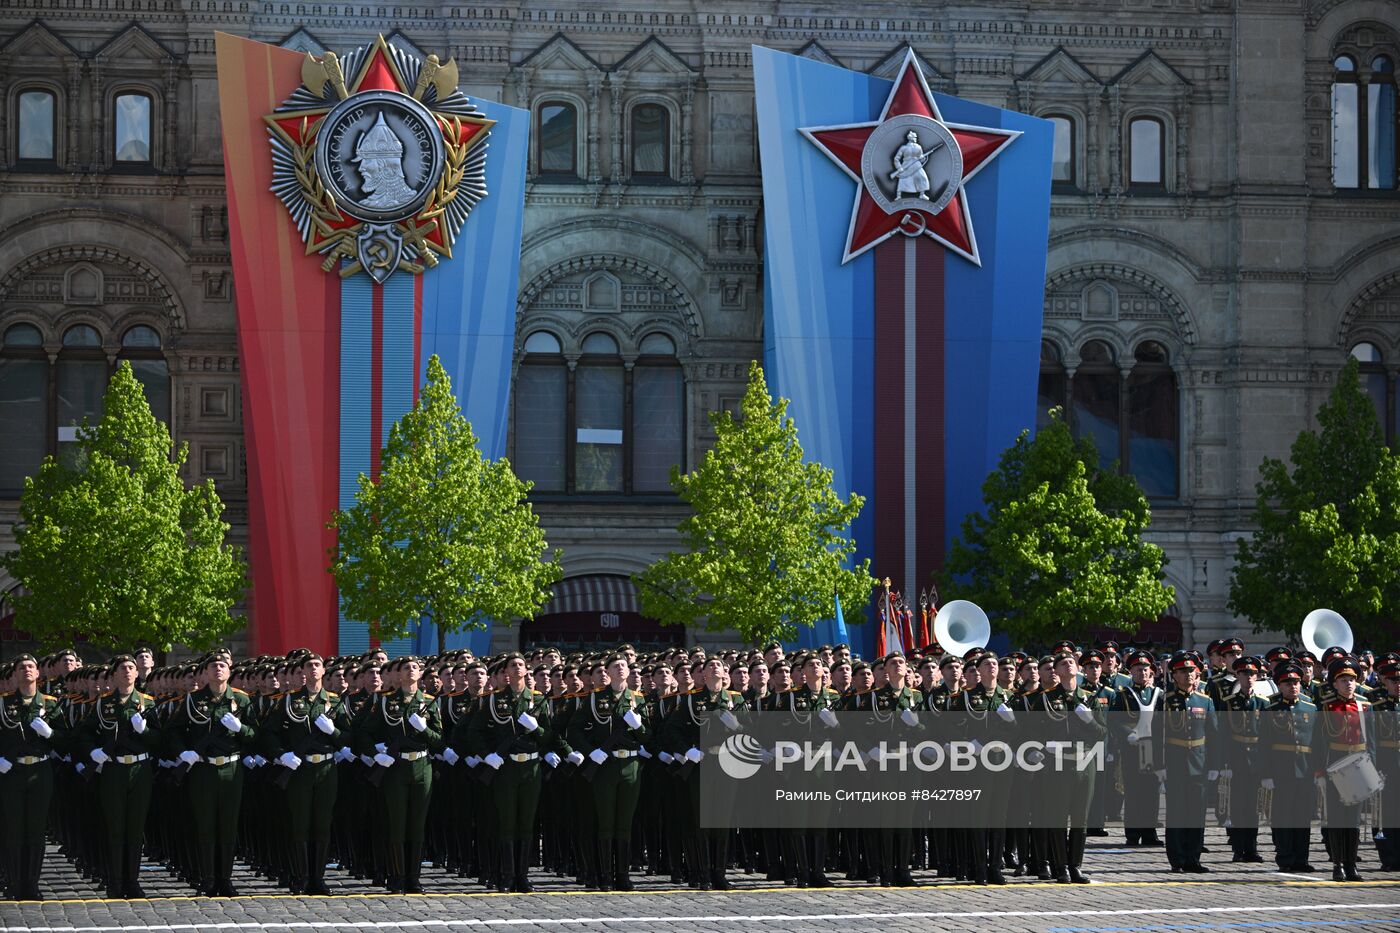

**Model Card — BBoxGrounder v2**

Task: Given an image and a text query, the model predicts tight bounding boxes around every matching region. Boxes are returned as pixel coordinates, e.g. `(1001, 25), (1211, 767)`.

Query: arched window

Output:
(514, 330), (567, 492)
(633, 333), (683, 493)
(57, 325), (106, 464)
(1351, 342), (1390, 438)
(1334, 49), (1399, 190)
(17, 89), (56, 163)
(1128, 341), (1178, 498)
(1072, 340), (1121, 471)
(120, 325), (169, 424)
(630, 103), (670, 178)
(575, 332), (624, 492)
(1128, 117), (1164, 188)
(1048, 115), (1076, 188)
(537, 101), (578, 177)
(0, 324), (48, 493)
(114, 92), (153, 164)
(1037, 339), (1066, 431)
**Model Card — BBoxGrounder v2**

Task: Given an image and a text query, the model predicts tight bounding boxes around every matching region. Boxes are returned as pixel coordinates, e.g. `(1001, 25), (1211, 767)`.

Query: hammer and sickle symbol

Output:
(897, 211), (928, 238)
(364, 239), (395, 270)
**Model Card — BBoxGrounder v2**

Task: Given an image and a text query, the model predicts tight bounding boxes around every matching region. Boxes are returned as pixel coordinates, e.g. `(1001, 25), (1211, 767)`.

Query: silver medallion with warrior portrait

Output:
(314, 90), (446, 225)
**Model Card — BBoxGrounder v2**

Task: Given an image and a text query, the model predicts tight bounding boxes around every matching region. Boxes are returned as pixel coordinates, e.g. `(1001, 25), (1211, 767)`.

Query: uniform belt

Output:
(15, 755), (45, 766)
(204, 755), (238, 766)
(399, 750), (429, 761)
(114, 753), (149, 765)
(1270, 744), (1311, 753)
(508, 752), (538, 763)
(1166, 738), (1205, 748)
(1329, 743), (1367, 753)
(304, 753), (333, 764)
(1381, 740), (1400, 749)
(1230, 735), (1258, 744)
(611, 749), (638, 759)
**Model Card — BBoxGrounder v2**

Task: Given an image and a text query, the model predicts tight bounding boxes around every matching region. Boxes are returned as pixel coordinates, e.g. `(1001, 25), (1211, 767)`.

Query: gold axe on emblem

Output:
(302, 51), (349, 100)
(412, 54), (460, 103)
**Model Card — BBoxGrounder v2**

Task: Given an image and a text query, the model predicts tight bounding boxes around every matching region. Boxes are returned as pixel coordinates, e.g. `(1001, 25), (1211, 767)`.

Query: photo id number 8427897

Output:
(911, 789), (982, 802)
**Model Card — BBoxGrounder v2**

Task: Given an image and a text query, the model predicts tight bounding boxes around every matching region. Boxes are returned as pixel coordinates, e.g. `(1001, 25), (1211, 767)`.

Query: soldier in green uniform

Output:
(763, 654), (839, 887)
(356, 655), (442, 893)
(867, 652), (920, 887)
(950, 649), (1014, 885)
(0, 654), (66, 900)
(1077, 649), (1116, 837)
(76, 654), (160, 898)
(1153, 651), (1215, 874)
(1371, 657), (1399, 870)
(1260, 660), (1319, 872)
(462, 651), (558, 893)
(166, 654), (257, 897)
(260, 652), (344, 895)
(568, 653), (649, 891)
(1038, 651), (1106, 883)
(1111, 650), (1164, 847)
(1214, 655), (1268, 862)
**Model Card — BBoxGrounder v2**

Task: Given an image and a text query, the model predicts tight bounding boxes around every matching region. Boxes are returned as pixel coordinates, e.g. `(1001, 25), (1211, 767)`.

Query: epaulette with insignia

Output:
(326, 691), (339, 698)
(42, 694), (56, 702)
(140, 693), (155, 701)
(422, 693), (434, 700)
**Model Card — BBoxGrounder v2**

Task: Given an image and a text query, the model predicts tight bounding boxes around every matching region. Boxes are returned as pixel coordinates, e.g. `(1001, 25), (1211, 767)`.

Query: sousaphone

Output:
(1301, 608), (1353, 656)
(933, 600), (991, 657)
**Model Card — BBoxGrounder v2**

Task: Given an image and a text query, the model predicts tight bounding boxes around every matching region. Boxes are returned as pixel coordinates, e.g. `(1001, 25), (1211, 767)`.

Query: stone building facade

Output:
(0, 1), (1397, 654)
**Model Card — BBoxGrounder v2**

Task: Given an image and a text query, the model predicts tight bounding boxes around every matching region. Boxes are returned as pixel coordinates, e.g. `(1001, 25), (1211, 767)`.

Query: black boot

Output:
(288, 841), (308, 895)
(808, 834), (832, 887)
(615, 838), (635, 891)
(597, 840), (614, 892)
(404, 842), (424, 894)
(307, 840), (332, 896)
(515, 840), (533, 893)
(712, 832), (732, 890)
(496, 840), (514, 892)
(125, 843), (147, 899)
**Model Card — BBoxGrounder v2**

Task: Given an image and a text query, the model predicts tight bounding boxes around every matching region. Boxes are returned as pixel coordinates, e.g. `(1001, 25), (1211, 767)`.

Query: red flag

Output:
(900, 607), (915, 654)
(874, 598), (888, 658)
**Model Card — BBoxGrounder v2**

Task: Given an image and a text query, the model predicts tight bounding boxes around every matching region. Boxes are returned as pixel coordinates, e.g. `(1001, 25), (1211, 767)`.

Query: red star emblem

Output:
(800, 51), (1019, 265)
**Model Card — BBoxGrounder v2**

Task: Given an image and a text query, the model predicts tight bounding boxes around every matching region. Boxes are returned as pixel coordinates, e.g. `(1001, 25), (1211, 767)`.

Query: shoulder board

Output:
(686, 687), (702, 695)
(377, 688), (394, 695)
(421, 693), (435, 701)
(42, 694), (56, 702)
(139, 693), (155, 701)
(531, 690), (544, 698)
(727, 690), (743, 699)
(232, 688), (251, 700)
(325, 691), (338, 698)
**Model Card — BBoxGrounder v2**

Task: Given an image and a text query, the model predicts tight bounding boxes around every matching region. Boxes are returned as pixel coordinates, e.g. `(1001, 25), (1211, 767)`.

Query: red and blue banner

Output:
(216, 34), (527, 657)
(754, 47), (1052, 658)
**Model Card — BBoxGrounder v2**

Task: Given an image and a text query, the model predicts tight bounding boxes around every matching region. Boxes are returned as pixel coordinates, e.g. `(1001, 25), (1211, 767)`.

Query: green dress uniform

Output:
(166, 685), (257, 896)
(260, 686), (344, 894)
(1039, 682), (1108, 883)
(0, 689), (65, 900)
(869, 683), (920, 886)
(1259, 693), (1318, 871)
(1152, 684), (1215, 872)
(763, 684), (840, 887)
(950, 680), (1013, 885)
(1371, 690), (1399, 869)
(1109, 682), (1164, 846)
(461, 684), (557, 892)
(659, 687), (744, 890)
(1214, 690), (1268, 861)
(356, 688), (442, 893)
(567, 686), (650, 891)
(77, 688), (161, 897)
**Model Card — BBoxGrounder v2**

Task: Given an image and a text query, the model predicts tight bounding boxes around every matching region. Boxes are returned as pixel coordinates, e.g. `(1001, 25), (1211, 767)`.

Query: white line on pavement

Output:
(2, 901), (1396, 933)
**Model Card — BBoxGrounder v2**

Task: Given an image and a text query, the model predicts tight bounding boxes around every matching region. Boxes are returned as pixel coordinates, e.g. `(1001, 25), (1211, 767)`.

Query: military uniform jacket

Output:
(1260, 694), (1319, 780)
(660, 688), (742, 754)
(77, 690), (160, 759)
(1215, 692), (1267, 771)
(1038, 683), (1109, 749)
(461, 686), (557, 759)
(260, 687), (344, 760)
(356, 689), (443, 757)
(950, 682), (1014, 744)
(567, 687), (649, 755)
(1319, 694), (1375, 770)
(1372, 692), (1399, 776)
(0, 690), (65, 761)
(921, 684), (958, 713)
(1153, 686), (1214, 776)
(166, 686), (256, 760)
(762, 684), (838, 713)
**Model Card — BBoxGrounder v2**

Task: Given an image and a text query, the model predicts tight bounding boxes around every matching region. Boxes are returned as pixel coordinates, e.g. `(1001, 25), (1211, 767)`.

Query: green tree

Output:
(3, 361), (245, 650)
(330, 355), (561, 647)
(1229, 359), (1400, 645)
(635, 360), (874, 645)
(941, 408), (1174, 646)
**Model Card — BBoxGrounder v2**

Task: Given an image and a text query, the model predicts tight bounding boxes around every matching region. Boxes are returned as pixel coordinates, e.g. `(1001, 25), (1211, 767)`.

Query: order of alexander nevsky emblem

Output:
(265, 35), (493, 283)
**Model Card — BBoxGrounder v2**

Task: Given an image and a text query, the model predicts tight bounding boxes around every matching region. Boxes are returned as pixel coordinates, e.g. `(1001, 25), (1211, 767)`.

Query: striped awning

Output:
(540, 575), (640, 616)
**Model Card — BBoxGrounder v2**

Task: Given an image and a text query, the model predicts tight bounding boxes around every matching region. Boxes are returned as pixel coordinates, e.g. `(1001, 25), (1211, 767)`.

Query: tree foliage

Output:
(941, 408), (1174, 645)
(3, 361), (246, 650)
(635, 360), (875, 645)
(1229, 359), (1400, 645)
(330, 355), (561, 644)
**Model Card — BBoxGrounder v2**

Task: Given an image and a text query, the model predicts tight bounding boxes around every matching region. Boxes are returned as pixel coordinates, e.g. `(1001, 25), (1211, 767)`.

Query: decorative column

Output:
(1085, 90), (1101, 193)
(586, 74), (603, 183)
(680, 79), (695, 184)
(66, 62), (83, 171)
(609, 70), (626, 183)
(89, 62), (104, 169)
(1174, 92), (1191, 195)
(1107, 85), (1122, 195)
(163, 63), (179, 172)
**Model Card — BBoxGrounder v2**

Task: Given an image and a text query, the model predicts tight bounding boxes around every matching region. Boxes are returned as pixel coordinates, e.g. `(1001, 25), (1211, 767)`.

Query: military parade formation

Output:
(0, 636), (1397, 901)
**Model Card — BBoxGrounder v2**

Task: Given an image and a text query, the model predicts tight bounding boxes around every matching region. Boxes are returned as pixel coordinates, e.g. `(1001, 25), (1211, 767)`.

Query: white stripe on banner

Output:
(903, 235), (917, 597)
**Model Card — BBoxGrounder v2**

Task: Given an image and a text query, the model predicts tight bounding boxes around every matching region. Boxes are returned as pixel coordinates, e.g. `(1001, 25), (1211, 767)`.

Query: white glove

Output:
(685, 747), (704, 763)
(375, 743), (387, 754)
(76, 762), (85, 773)
(220, 712), (242, 733)
(1106, 753), (1115, 763)
(1074, 704), (1094, 723)
(241, 756), (256, 769)
(130, 712), (147, 734)
(1221, 768), (1233, 780)
(1315, 775), (1328, 791)
(278, 752), (302, 769)
(589, 748), (608, 765)
(407, 712), (428, 733)
(334, 747), (352, 763)
(517, 712), (539, 732)
(465, 755), (481, 768)
(901, 708), (920, 727)
(314, 713), (335, 735)
(90, 748), (109, 764)
(638, 746), (652, 759)
(442, 747), (459, 765)
(1026, 748), (1045, 765)
(622, 709), (642, 730)
(718, 710), (740, 731)
(761, 748), (776, 764)
(865, 746), (882, 763)
(1207, 770), (1219, 782)
(179, 750), (200, 765)
(159, 759), (173, 769)
(544, 752), (561, 768)
(374, 752), (395, 768)
(819, 708), (839, 728)
(254, 755), (268, 768)
(1126, 732), (1140, 745)
(1261, 777), (1275, 791)
(996, 703), (1014, 722)
(1155, 769), (1167, 781)
(659, 751), (674, 764)
(30, 716), (53, 739)
(0, 757), (10, 774)
(566, 751), (584, 766)
(359, 754), (373, 767)
(484, 752), (505, 770)
(969, 739), (984, 754)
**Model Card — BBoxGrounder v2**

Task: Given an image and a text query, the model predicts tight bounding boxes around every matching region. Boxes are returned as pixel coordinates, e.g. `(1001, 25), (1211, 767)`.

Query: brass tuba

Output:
(932, 600), (990, 658)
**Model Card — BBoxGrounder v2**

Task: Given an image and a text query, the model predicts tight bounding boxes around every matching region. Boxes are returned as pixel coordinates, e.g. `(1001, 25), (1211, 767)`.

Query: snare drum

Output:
(1327, 751), (1385, 806)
